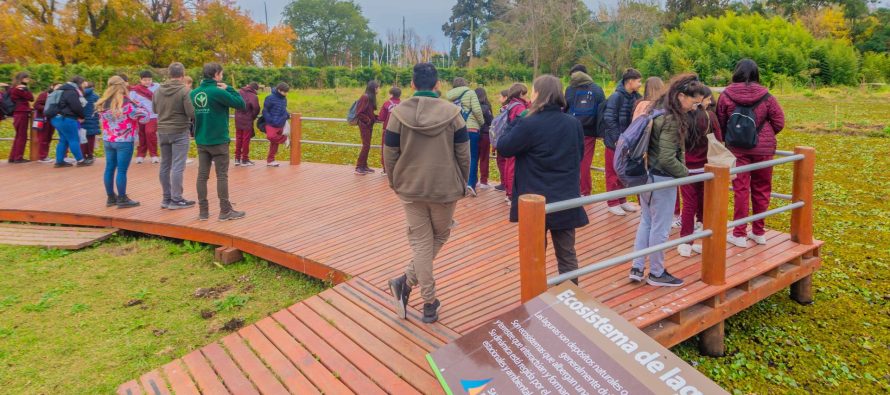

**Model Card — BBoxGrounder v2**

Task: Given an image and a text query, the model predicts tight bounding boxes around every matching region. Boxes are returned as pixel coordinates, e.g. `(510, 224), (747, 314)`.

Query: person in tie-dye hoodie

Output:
(97, 76), (150, 209)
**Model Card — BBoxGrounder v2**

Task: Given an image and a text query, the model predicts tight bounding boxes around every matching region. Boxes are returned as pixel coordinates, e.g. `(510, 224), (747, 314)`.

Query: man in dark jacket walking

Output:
(191, 63), (246, 221)
(50, 76), (89, 168)
(234, 82), (260, 166)
(387, 63), (470, 324)
(602, 68), (642, 216)
(563, 64), (605, 196)
(154, 62), (197, 210)
(261, 82), (290, 166)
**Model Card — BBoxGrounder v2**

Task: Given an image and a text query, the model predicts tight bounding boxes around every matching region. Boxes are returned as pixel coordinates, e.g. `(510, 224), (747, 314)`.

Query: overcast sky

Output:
(237, 0), (890, 51)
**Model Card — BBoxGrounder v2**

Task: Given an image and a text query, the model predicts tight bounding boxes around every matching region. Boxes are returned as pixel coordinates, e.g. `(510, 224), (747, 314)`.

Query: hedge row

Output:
(0, 64), (535, 92)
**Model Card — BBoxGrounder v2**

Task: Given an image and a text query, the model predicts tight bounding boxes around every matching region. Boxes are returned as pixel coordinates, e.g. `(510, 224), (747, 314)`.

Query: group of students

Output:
(385, 59), (784, 324)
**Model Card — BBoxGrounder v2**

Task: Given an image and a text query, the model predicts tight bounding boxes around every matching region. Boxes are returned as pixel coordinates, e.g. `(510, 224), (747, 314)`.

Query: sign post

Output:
(428, 283), (728, 395)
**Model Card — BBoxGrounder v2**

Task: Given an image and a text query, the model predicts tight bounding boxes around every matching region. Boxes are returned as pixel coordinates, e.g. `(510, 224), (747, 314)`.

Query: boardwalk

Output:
(0, 160), (822, 394)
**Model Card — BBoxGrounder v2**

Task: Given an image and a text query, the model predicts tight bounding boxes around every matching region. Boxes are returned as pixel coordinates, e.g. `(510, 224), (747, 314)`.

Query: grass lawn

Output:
(0, 85), (888, 393)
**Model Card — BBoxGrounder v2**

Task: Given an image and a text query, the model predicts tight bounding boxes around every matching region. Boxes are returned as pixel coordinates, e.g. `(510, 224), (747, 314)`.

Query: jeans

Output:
(197, 143), (232, 213)
(159, 132), (190, 202)
(632, 175), (677, 277)
(104, 141), (134, 196)
(467, 130), (479, 188)
(51, 116), (83, 164)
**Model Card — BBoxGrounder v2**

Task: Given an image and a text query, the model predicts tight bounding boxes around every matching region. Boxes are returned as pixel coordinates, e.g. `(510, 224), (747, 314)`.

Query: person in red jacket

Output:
(677, 88), (722, 257)
(33, 83), (61, 163)
(234, 82), (260, 166)
(354, 80), (379, 175)
(378, 86), (401, 174)
(501, 83), (530, 205)
(716, 59), (786, 248)
(8, 72), (34, 163)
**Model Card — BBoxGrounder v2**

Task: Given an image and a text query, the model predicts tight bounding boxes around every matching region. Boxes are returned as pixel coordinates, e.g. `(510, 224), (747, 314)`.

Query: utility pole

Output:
(401, 16), (407, 68)
(264, 2), (269, 29)
(467, 17), (474, 65)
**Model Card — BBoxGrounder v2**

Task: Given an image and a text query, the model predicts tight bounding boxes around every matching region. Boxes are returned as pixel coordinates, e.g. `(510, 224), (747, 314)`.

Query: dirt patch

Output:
(108, 244), (138, 257)
(193, 285), (231, 299)
(221, 318), (244, 332)
(152, 329), (167, 336)
(124, 299), (143, 307)
(200, 309), (216, 319)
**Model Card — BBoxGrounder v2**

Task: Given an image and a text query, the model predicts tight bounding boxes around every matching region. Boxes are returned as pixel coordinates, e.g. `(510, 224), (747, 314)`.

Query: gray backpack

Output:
(43, 90), (64, 119)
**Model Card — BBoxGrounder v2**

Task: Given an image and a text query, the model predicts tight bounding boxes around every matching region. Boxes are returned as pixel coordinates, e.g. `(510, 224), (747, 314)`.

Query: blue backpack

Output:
(613, 109), (665, 188)
(346, 100), (359, 125)
(452, 90), (471, 121)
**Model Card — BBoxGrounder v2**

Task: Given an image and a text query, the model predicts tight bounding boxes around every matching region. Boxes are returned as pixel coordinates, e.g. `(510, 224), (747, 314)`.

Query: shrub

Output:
(860, 52), (890, 83)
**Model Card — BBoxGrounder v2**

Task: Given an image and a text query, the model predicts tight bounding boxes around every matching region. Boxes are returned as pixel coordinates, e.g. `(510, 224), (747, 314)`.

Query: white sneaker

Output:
(186, 159), (194, 164)
(677, 243), (694, 257)
(505, 197), (511, 206)
(467, 186), (477, 197)
(620, 202), (639, 212)
(64, 157), (76, 164)
(267, 161), (280, 167)
(671, 216), (682, 229)
(608, 206), (627, 216)
(695, 221), (703, 231)
(727, 235), (749, 248)
(285, 135), (291, 148)
(151, 156), (160, 164)
(748, 232), (767, 245)
(135, 157), (144, 164)
(477, 183), (492, 190)
(692, 244), (703, 254)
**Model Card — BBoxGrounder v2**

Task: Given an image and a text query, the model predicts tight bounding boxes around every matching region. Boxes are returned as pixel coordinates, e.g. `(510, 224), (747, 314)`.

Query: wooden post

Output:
(699, 321), (726, 357)
(519, 194), (547, 303)
(790, 146), (816, 304)
(28, 112), (40, 161)
(289, 113), (302, 165)
(790, 146), (816, 245)
(701, 164), (730, 286)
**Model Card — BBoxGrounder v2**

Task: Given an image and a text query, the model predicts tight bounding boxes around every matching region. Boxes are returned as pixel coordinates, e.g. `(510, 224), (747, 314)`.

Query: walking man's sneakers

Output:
(422, 299), (441, 323)
(388, 275), (411, 319)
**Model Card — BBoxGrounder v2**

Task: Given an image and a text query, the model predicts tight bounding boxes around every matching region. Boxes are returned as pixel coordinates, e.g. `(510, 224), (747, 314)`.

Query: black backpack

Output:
(568, 85), (600, 135)
(255, 115), (266, 134)
(594, 93), (624, 140)
(724, 92), (771, 149)
(1, 91), (15, 116)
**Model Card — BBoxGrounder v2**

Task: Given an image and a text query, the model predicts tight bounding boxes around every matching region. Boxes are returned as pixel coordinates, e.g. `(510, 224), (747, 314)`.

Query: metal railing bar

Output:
(300, 140), (365, 148)
(775, 150), (794, 157)
(546, 230), (714, 286)
(730, 154), (804, 175)
(771, 192), (793, 200)
(726, 201), (804, 228)
(545, 172), (715, 214)
(302, 117), (348, 122)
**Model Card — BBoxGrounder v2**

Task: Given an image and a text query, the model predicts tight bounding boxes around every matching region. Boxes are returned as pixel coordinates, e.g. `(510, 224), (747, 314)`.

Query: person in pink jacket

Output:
(716, 59), (786, 248)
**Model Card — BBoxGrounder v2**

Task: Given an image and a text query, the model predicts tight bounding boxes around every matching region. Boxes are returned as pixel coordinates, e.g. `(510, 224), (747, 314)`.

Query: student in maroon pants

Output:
(354, 80), (379, 175)
(33, 84), (61, 162)
(378, 86), (401, 174)
(7, 72), (34, 163)
(262, 83), (290, 167)
(234, 82), (260, 166)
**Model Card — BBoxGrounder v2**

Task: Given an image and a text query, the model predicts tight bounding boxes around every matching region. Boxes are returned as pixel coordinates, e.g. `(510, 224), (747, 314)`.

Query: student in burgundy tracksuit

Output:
(501, 83), (530, 204)
(677, 89), (722, 257)
(717, 59), (786, 248)
(33, 84), (60, 162)
(129, 70), (160, 163)
(8, 72), (34, 163)
(475, 87), (494, 188)
(234, 82), (260, 166)
(354, 80), (379, 174)
(262, 82), (290, 166)
(494, 89), (509, 191)
(378, 86), (401, 173)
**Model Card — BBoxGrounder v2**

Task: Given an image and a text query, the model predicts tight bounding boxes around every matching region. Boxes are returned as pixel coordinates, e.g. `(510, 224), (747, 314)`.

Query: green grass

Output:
(0, 85), (888, 393)
(0, 235), (325, 394)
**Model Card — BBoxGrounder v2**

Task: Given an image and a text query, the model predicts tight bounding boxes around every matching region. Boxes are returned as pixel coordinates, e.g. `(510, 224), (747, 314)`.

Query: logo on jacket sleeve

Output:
(194, 92), (208, 108)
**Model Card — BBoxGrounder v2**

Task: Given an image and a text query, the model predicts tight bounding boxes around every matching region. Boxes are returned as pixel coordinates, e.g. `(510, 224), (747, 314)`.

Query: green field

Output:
(0, 86), (888, 393)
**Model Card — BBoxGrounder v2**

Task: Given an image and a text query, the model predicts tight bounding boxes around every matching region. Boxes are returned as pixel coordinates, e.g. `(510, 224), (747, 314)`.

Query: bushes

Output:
(861, 52), (890, 83)
(0, 63), (534, 92)
(636, 12), (865, 86)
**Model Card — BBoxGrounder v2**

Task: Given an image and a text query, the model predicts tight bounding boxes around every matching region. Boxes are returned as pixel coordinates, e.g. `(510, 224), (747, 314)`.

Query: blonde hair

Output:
(95, 76), (129, 117)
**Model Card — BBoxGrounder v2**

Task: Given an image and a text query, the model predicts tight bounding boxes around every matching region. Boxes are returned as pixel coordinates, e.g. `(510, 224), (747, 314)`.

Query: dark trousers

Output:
(37, 121), (55, 160)
(356, 122), (373, 169)
(80, 134), (97, 159)
(545, 228), (579, 285)
(680, 181), (705, 237)
(478, 133), (491, 184)
(733, 154), (773, 237)
(9, 112), (29, 162)
(136, 119), (158, 158)
(579, 136), (597, 196)
(196, 143), (232, 213)
(234, 129), (252, 162)
(496, 154), (507, 185)
(604, 148), (627, 206)
(265, 125), (287, 163)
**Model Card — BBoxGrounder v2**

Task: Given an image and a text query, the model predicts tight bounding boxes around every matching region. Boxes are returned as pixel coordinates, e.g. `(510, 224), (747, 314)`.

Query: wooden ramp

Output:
(0, 222), (117, 250)
(0, 160), (822, 394)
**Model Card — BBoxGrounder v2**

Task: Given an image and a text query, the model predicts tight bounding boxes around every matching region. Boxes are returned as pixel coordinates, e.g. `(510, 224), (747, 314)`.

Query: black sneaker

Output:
(629, 267), (645, 282)
(167, 199), (195, 210)
(422, 299), (441, 324)
(219, 210), (246, 221)
(161, 200), (171, 209)
(54, 162), (73, 168)
(388, 275), (411, 319)
(198, 210), (209, 221)
(233, 159), (242, 167)
(84, 158), (95, 165)
(494, 184), (506, 192)
(241, 160), (255, 167)
(76, 160), (92, 167)
(13, 159), (31, 164)
(116, 195), (140, 209)
(647, 271), (685, 287)
(106, 195), (117, 207)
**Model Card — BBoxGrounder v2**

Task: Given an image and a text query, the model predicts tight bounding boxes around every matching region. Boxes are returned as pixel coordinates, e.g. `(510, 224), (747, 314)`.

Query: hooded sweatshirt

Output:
(564, 71), (605, 136)
(129, 83), (159, 119)
(153, 79), (195, 134)
(234, 86), (260, 131)
(190, 79), (246, 146)
(383, 91), (470, 203)
(445, 86), (484, 131)
(716, 82), (785, 157)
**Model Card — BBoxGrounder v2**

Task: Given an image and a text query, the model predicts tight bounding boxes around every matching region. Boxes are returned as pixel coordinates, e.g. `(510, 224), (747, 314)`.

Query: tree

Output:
(664, 0), (729, 28)
(441, 0), (504, 66)
(594, 0), (664, 78)
(282, 0), (376, 67)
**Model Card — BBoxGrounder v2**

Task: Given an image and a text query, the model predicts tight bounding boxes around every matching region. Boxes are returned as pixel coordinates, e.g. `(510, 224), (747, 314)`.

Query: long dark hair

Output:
(528, 75), (566, 115)
(656, 73), (708, 146)
(475, 87), (489, 107)
(505, 83), (528, 103)
(12, 72), (29, 87)
(364, 80), (379, 109)
(732, 59), (760, 85)
(687, 86), (713, 150)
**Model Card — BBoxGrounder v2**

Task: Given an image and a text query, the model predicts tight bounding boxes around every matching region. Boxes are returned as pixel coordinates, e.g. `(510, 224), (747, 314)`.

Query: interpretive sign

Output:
(427, 283), (728, 395)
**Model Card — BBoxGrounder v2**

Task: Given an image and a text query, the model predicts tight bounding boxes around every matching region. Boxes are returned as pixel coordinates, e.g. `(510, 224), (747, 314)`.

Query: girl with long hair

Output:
(354, 80), (380, 174)
(498, 82), (530, 205)
(96, 76), (150, 208)
(497, 75), (588, 282)
(630, 73), (709, 287)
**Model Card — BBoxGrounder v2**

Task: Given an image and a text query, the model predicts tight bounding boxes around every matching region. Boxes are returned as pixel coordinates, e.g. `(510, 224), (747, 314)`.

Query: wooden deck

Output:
(0, 160), (822, 394)
(0, 222), (117, 249)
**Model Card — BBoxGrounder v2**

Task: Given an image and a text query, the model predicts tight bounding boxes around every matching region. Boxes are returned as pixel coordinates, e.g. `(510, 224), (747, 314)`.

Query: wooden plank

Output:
(139, 370), (171, 395)
(220, 333), (289, 394)
(161, 360), (201, 395)
(117, 380), (144, 395)
(182, 350), (230, 395)
(239, 325), (320, 395)
(202, 342), (260, 395)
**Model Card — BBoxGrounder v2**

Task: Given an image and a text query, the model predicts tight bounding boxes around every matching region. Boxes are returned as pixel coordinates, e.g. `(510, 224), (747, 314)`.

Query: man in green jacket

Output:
(445, 77), (484, 195)
(190, 62), (246, 221)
